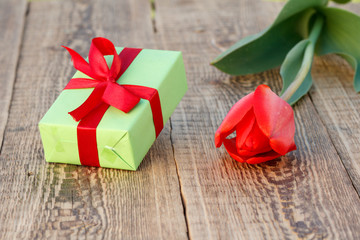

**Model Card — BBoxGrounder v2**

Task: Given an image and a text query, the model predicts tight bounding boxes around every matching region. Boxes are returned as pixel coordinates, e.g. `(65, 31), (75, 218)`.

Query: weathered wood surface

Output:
(311, 55), (360, 195)
(1, 0), (360, 239)
(0, 0), (27, 149)
(312, 2), (360, 195)
(0, 0), (187, 239)
(155, 0), (360, 239)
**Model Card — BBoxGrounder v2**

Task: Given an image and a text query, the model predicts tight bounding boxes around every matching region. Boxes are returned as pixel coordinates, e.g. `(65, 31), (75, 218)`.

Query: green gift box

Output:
(39, 38), (187, 170)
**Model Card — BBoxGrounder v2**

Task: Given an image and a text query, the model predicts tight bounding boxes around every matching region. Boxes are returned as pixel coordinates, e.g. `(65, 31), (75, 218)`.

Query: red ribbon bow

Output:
(63, 38), (143, 120)
(63, 37), (163, 167)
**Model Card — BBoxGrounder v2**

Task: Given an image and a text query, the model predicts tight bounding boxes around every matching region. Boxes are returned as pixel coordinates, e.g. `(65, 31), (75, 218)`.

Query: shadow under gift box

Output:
(39, 47), (187, 170)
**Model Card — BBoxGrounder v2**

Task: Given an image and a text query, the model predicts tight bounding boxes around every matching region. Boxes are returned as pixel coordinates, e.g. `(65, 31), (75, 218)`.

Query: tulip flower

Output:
(215, 85), (296, 164)
(212, 0), (360, 164)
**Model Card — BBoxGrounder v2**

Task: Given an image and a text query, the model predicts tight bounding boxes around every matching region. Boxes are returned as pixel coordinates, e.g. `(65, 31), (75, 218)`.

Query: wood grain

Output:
(310, 54), (360, 194)
(0, 0), (27, 149)
(0, 0), (187, 239)
(1, 0), (360, 239)
(155, 0), (360, 239)
(308, 3), (360, 195)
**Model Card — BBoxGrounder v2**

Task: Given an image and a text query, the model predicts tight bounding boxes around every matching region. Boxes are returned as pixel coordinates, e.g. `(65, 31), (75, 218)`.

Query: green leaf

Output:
(280, 40), (314, 105)
(211, 0), (328, 75)
(331, 0), (351, 3)
(316, 7), (360, 91)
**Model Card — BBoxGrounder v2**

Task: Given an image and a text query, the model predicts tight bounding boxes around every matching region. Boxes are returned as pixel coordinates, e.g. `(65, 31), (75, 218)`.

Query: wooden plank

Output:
(310, 55), (360, 193)
(154, 0), (360, 238)
(0, 0), (187, 239)
(0, 0), (27, 149)
(308, 3), (360, 195)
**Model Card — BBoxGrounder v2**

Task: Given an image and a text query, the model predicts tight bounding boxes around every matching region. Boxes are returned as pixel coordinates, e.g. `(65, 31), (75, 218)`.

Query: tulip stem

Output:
(280, 15), (324, 104)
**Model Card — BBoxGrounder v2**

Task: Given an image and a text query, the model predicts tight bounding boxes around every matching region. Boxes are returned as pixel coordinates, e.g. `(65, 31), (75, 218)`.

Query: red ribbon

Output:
(63, 37), (163, 167)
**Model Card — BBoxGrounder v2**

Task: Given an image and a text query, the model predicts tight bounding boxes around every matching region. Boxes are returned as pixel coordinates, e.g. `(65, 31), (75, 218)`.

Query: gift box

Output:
(39, 38), (187, 170)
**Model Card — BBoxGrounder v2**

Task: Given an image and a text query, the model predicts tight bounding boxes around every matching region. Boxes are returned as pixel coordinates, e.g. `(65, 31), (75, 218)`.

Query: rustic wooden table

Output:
(1, 0), (360, 239)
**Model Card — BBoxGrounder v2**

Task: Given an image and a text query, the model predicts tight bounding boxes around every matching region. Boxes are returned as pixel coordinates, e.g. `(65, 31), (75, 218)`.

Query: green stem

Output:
(280, 15), (324, 103)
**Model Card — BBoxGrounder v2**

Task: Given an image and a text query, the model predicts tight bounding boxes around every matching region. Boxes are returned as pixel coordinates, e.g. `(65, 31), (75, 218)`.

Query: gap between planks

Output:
(169, 118), (191, 239)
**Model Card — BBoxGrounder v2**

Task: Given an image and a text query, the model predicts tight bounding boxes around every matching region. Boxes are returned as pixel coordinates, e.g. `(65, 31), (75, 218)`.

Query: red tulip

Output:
(215, 85), (296, 164)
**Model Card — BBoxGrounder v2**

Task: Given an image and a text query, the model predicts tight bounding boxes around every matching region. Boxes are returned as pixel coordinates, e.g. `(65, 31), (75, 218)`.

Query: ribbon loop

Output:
(89, 42), (110, 79)
(62, 46), (97, 80)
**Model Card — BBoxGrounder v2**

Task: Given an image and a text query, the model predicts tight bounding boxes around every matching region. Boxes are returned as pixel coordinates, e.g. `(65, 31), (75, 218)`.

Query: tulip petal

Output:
(215, 92), (254, 148)
(245, 151), (282, 164)
(241, 120), (271, 152)
(237, 145), (272, 157)
(253, 85), (296, 155)
(235, 109), (256, 150)
(223, 138), (246, 163)
(223, 138), (281, 164)
(270, 139), (297, 155)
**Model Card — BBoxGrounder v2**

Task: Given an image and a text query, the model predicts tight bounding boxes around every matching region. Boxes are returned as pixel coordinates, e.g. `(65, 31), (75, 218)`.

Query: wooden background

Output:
(1, 0), (360, 239)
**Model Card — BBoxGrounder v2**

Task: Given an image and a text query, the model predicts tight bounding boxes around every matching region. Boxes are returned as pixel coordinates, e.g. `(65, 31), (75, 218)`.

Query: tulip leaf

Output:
(280, 39), (313, 105)
(331, 0), (351, 3)
(211, 0), (328, 75)
(316, 7), (360, 91)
